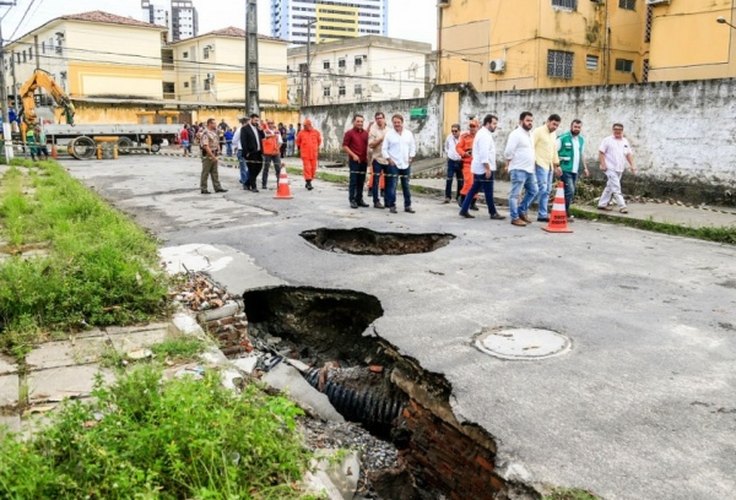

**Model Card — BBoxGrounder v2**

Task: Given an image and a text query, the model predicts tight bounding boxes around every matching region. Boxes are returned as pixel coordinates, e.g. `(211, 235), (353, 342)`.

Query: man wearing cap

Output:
(296, 118), (322, 190)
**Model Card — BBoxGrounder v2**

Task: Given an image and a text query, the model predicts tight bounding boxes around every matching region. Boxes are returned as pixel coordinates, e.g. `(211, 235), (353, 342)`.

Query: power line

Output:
(8, 0), (36, 40)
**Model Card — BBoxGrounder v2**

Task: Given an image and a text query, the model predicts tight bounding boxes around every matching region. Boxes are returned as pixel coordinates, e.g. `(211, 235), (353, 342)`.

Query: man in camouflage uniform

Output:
(200, 118), (228, 194)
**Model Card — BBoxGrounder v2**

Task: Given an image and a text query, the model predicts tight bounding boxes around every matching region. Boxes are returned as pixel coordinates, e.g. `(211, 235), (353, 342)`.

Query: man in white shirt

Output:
(232, 117), (248, 188)
(504, 111), (538, 227)
(459, 114), (506, 220)
(382, 114), (417, 214)
(444, 123), (463, 203)
(598, 122), (636, 213)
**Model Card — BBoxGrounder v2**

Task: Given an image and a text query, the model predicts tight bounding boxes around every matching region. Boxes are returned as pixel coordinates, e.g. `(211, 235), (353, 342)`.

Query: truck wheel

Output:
(150, 143), (161, 153)
(116, 137), (134, 154)
(69, 136), (96, 160)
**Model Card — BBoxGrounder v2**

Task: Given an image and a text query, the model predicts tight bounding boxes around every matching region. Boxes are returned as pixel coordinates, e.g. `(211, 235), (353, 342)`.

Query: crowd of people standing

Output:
(192, 111), (637, 223)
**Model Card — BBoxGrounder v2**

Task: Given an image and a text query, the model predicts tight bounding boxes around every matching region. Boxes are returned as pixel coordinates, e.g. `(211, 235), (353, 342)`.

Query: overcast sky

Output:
(1, 0), (437, 46)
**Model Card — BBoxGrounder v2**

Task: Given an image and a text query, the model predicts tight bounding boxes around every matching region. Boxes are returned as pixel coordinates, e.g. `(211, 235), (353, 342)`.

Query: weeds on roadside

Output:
(0, 365), (310, 498)
(0, 160), (170, 355)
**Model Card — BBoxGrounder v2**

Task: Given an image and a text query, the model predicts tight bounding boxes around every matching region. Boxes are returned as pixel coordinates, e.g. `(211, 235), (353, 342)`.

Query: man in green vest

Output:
(555, 119), (589, 220)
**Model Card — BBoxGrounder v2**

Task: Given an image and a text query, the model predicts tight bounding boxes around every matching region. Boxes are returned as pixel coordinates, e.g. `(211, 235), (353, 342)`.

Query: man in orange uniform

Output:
(455, 119), (479, 210)
(260, 119), (282, 190)
(295, 118), (321, 190)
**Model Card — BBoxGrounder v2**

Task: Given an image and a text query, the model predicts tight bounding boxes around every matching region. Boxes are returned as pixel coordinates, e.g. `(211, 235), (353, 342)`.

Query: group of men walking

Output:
(445, 111), (635, 226)
(198, 109), (637, 223)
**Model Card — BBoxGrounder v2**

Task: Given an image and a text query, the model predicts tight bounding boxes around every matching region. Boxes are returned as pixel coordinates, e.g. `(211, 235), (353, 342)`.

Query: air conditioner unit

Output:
(646, 0), (670, 5)
(489, 59), (506, 73)
(438, 0), (450, 8)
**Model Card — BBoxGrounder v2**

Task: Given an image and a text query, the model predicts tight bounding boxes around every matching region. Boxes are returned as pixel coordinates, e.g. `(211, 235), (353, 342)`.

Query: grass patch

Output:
(150, 336), (207, 361)
(0, 160), (169, 356)
(0, 365), (310, 498)
(571, 207), (736, 245)
(543, 487), (599, 500)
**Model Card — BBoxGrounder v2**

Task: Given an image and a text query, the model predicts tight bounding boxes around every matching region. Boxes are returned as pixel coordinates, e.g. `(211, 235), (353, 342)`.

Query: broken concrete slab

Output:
(25, 336), (110, 370)
(108, 328), (168, 354)
(28, 365), (114, 403)
(262, 363), (344, 423)
(232, 354), (260, 375)
(105, 322), (170, 336)
(170, 311), (205, 337)
(0, 374), (19, 407)
(0, 354), (17, 375)
(303, 449), (361, 500)
(159, 244), (286, 295)
(0, 414), (21, 433)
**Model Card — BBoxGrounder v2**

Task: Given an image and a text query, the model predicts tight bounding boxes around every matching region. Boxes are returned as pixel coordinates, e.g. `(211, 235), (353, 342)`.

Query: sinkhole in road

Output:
(300, 227), (456, 255)
(242, 286), (536, 499)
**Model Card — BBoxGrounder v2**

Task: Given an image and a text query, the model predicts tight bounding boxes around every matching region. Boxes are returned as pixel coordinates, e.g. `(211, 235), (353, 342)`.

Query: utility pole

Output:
(305, 19), (317, 107)
(0, 1), (17, 160)
(244, 0), (259, 116)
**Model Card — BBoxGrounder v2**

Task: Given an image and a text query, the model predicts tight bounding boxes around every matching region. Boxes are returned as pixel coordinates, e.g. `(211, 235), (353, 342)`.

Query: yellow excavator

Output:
(19, 69), (75, 139)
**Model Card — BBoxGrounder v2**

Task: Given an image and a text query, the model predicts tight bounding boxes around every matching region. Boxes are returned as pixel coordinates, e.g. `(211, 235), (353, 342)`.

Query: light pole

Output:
(716, 16), (736, 30)
(305, 18), (317, 107)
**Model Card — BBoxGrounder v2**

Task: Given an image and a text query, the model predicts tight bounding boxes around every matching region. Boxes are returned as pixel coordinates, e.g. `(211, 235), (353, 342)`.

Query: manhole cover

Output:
(475, 328), (571, 360)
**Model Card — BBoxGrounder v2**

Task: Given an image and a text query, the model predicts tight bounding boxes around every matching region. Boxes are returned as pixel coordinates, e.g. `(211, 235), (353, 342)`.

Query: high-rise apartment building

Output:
(271, 0), (388, 44)
(141, 0), (198, 41)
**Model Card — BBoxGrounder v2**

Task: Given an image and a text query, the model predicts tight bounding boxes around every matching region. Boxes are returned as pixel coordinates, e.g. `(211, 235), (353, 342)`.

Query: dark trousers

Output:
(261, 154), (282, 188)
(348, 159), (367, 202)
(561, 171), (578, 214)
(371, 160), (387, 203)
(445, 159), (463, 199)
(460, 172), (498, 215)
(245, 151), (263, 189)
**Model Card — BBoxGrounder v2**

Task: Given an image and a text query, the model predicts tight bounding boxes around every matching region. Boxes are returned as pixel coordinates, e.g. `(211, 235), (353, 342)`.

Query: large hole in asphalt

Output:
(242, 286), (535, 500)
(300, 227), (456, 255)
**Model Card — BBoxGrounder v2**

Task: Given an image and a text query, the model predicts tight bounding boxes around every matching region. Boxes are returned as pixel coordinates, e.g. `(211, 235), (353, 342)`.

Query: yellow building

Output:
(647, 0), (736, 82)
(316, 4), (359, 43)
(168, 27), (289, 105)
(438, 0), (648, 93)
(6, 10), (167, 100)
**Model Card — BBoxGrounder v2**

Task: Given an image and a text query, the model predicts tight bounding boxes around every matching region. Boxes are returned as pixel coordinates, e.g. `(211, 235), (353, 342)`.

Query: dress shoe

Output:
(459, 211), (475, 219)
(443, 197), (451, 204)
(537, 216), (550, 222)
(404, 207), (415, 213)
(374, 201), (385, 209)
(389, 206), (397, 213)
(350, 201), (358, 209)
(511, 218), (527, 227)
(215, 188), (228, 193)
(201, 190), (211, 194)
(251, 188), (259, 193)
(470, 201), (479, 211)
(261, 185), (268, 190)
(357, 200), (370, 208)
(519, 213), (532, 223)
(490, 213), (506, 220)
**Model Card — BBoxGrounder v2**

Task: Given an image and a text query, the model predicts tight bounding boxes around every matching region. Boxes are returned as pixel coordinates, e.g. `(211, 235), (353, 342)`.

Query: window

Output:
(28, 47), (33, 60)
(354, 56), (363, 67)
(323, 60), (330, 69)
(338, 85), (346, 96)
(586, 54), (599, 71)
(22, 50), (26, 63)
(182, 51), (189, 58)
(204, 78), (211, 91)
(190, 76), (197, 92)
(323, 86), (330, 97)
(551, 0), (577, 10)
(41, 41), (45, 54)
(15, 53), (20, 64)
(354, 84), (362, 96)
(547, 50), (573, 79)
(619, 0), (636, 10)
(338, 58), (346, 68)
(615, 58), (633, 72)
(203, 47), (210, 59)
(183, 81), (189, 88)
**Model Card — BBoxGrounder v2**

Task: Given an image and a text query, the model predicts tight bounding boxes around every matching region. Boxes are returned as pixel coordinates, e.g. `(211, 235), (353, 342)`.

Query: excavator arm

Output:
(20, 69), (75, 137)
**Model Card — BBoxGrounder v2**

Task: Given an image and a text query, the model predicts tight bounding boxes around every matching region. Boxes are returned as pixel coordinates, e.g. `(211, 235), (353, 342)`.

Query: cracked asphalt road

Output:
(64, 156), (736, 500)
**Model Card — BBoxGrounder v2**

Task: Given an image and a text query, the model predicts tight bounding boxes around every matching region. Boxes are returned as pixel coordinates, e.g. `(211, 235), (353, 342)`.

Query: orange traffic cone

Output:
(542, 181), (572, 233)
(51, 144), (58, 159)
(274, 169), (293, 199)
